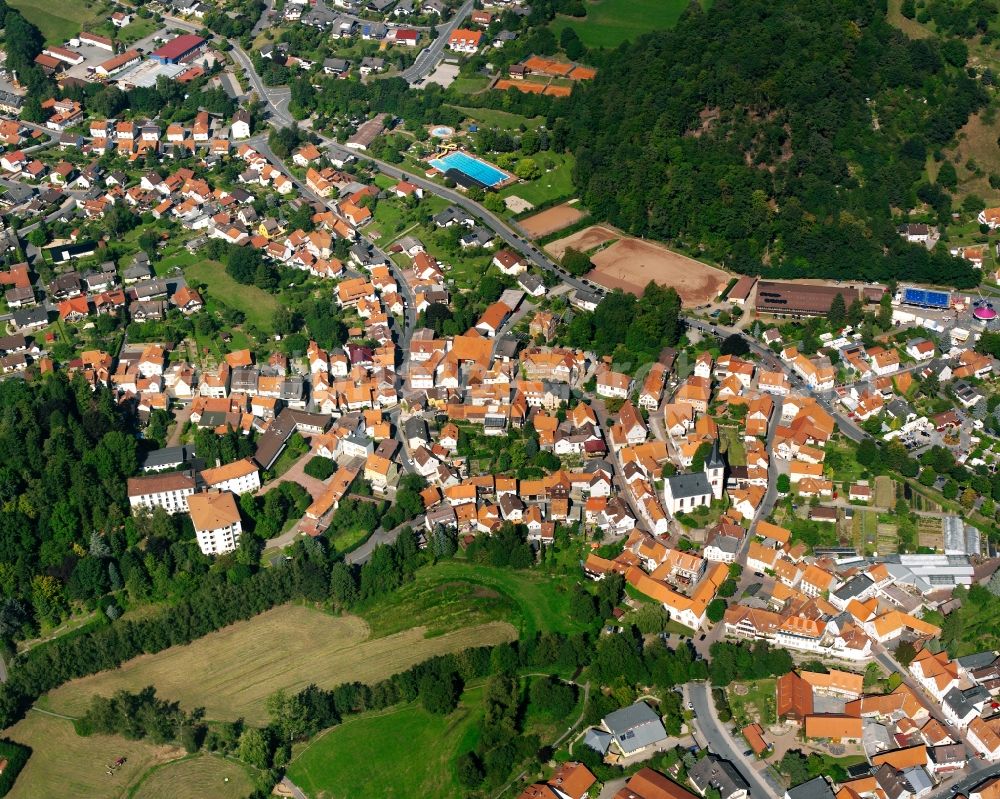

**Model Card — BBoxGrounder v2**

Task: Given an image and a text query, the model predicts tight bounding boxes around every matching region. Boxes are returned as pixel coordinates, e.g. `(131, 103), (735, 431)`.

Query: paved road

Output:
(232, 41), (601, 301)
(687, 682), (786, 798)
(401, 0), (475, 84)
(345, 514), (425, 564)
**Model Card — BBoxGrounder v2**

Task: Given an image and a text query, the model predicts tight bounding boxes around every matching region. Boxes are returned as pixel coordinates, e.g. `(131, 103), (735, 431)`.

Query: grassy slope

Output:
(359, 560), (591, 640)
(287, 684), (484, 799)
(39, 605), (515, 725)
(8, 0), (103, 43)
(551, 0), (705, 48)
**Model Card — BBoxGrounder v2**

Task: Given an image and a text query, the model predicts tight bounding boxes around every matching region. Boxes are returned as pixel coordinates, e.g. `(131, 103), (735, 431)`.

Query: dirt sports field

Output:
(588, 238), (729, 306)
(519, 202), (586, 238)
(39, 605), (516, 725)
(543, 224), (619, 260)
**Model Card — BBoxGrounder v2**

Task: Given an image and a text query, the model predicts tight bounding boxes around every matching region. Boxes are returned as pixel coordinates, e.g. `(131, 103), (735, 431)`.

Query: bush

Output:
(303, 456), (336, 480)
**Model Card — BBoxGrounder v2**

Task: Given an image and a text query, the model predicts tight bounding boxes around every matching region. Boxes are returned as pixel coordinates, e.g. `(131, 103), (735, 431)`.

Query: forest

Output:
(563, 0), (986, 287)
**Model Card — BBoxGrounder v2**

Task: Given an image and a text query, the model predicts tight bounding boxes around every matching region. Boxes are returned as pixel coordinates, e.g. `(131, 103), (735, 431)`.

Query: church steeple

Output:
(703, 438), (725, 500)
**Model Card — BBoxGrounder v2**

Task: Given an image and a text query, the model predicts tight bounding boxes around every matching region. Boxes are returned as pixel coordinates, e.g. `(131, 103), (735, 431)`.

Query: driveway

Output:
(257, 448), (327, 500)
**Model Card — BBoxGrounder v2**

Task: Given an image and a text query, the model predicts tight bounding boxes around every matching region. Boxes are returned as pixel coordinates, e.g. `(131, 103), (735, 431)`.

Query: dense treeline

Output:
(564, 283), (683, 361)
(564, 0), (985, 287)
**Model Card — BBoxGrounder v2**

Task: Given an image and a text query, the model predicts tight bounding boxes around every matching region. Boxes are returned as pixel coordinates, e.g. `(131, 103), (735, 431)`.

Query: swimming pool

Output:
(430, 125), (454, 137)
(429, 151), (509, 187)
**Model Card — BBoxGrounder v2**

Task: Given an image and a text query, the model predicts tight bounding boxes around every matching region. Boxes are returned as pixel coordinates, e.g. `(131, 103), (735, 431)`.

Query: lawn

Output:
(8, 0), (103, 43)
(39, 604), (515, 725)
(4, 711), (175, 799)
(498, 152), (577, 209)
(359, 560), (590, 640)
(184, 259), (279, 332)
(130, 753), (255, 799)
(450, 76), (491, 95)
(727, 678), (776, 726)
(447, 105), (546, 131)
(720, 426), (746, 467)
(287, 684), (484, 799)
(551, 0), (706, 48)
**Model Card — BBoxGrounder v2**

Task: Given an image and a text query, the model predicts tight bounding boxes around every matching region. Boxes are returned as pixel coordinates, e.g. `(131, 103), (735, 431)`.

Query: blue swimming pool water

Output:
(429, 152), (507, 186)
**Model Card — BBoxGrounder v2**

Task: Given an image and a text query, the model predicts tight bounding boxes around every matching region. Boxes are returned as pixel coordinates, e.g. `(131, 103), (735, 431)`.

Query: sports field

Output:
(544, 223), (619, 259)
(552, 0), (700, 48)
(5, 711), (176, 799)
(287, 684), (484, 799)
(132, 754), (255, 799)
(8, 0), (100, 43)
(586, 238), (730, 306)
(40, 605), (515, 725)
(519, 202), (586, 238)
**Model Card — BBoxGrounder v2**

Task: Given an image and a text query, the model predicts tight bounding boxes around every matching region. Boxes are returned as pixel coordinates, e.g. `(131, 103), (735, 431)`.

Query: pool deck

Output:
(424, 149), (517, 190)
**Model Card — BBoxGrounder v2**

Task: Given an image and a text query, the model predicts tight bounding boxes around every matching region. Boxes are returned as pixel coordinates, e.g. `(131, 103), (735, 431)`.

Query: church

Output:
(662, 440), (725, 515)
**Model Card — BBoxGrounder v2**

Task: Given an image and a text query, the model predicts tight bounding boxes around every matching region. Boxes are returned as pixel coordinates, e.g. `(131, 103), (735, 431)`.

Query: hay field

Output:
(5, 711), (177, 799)
(132, 754), (255, 799)
(40, 605), (516, 725)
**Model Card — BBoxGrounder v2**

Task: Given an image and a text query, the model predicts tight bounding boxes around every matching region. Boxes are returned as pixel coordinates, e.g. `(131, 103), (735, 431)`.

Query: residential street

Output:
(686, 682), (786, 798)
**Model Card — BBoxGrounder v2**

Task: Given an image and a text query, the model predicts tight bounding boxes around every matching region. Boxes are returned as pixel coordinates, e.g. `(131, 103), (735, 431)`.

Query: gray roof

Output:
(688, 755), (749, 799)
(664, 471), (712, 500)
(403, 416), (428, 441)
(705, 438), (724, 470)
(603, 701), (667, 754)
(710, 534), (740, 555)
(956, 651), (998, 671)
(141, 445), (196, 470)
(833, 574), (874, 602)
(902, 766), (933, 795)
(785, 776), (836, 799)
(583, 727), (612, 754)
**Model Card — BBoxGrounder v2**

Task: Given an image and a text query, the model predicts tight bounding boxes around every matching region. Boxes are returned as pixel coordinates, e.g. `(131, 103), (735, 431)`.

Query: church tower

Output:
(703, 438), (725, 500)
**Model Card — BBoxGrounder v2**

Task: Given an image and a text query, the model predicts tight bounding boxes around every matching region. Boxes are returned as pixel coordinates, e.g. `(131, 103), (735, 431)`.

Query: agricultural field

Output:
(287, 684), (485, 799)
(131, 754), (255, 799)
(8, 0), (106, 43)
(873, 476), (897, 509)
(39, 605), (515, 725)
(359, 560), (590, 639)
(551, 0), (706, 48)
(183, 259), (279, 332)
(5, 711), (177, 799)
(852, 509), (878, 555)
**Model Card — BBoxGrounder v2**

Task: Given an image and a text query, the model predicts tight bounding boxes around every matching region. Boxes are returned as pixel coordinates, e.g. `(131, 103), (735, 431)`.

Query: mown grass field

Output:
(359, 560), (590, 640)
(184, 260), (279, 332)
(447, 105), (546, 130)
(551, 0), (703, 48)
(5, 711), (176, 799)
(39, 605), (515, 725)
(287, 684), (484, 799)
(8, 0), (104, 43)
(131, 753), (255, 799)
(499, 152), (577, 209)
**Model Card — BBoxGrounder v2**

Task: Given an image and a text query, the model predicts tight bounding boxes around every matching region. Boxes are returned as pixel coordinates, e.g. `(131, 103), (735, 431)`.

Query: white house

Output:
(127, 473), (196, 514)
(199, 457), (261, 494)
(188, 490), (243, 555)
